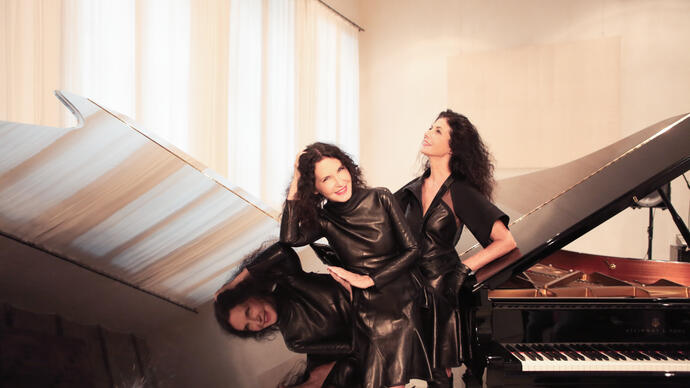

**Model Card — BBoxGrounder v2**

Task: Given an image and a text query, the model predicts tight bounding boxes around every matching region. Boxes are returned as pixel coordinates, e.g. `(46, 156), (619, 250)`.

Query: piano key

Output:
(504, 343), (690, 372)
(505, 344), (526, 361)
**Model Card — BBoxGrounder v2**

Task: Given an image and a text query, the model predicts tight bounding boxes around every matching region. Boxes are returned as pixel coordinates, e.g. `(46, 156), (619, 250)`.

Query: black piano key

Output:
(596, 344), (625, 361)
(534, 344), (554, 360)
(641, 350), (663, 361)
(640, 344), (665, 360)
(524, 345), (542, 361)
(585, 344), (610, 360)
(563, 344), (585, 360)
(542, 344), (567, 361)
(563, 345), (585, 361)
(676, 349), (690, 361)
(505, 344), (525, 361)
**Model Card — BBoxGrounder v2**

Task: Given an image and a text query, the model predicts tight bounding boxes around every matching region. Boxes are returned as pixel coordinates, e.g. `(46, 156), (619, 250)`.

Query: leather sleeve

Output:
(310, 243), (344, 267)
(369, 188), (420, 287)
(450, 181), (509, 247)
(280, 200), (324, 246)
(288, 337), (355, 355)
(245, 243), (302, 279)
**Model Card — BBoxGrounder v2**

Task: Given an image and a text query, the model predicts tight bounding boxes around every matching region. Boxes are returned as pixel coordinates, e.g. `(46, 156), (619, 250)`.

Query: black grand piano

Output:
(457, 113), (690, 387)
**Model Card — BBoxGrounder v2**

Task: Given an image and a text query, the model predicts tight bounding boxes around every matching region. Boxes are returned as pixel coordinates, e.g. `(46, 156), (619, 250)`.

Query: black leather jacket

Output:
(395, 172), (509, 278)
(246, 243), (353, 355)
(281, 187), (419, 288)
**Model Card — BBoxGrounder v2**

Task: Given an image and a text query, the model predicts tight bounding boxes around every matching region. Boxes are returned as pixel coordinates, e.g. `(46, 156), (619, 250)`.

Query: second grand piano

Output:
(457, 113), (690, 387)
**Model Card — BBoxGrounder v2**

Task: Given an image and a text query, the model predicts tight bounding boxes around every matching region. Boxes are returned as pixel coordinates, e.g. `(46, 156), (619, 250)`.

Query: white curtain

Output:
(0, 0), (360, 210)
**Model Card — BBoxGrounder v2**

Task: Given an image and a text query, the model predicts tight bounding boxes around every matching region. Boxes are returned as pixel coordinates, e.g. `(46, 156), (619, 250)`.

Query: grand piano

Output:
(457, 113), (690, 387)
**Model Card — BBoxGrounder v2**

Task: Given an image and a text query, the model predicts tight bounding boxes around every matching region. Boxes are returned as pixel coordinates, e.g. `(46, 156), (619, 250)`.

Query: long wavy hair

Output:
(426, 110), (495, 199)
(286, 142), (366, 229)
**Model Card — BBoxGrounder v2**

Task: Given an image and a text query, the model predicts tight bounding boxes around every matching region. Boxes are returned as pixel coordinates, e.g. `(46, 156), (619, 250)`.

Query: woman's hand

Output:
(442, 263), (474, 307)
(287, 151), (305, 200)
(327, 266), (374, 289)
(214, 268), (250, 300)
(327, 268), (353, 300)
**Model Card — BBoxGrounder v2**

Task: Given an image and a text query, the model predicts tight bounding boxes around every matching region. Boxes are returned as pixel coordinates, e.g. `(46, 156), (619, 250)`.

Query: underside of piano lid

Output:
(462, 113), (690, 292)
(0, 91), (279, 309)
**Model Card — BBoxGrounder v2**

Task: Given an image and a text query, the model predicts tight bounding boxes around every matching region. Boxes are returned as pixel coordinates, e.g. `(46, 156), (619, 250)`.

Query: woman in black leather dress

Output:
(281, 142), (431, 388)
(395, 110), (516, 388)
(214, 242), (360, 388)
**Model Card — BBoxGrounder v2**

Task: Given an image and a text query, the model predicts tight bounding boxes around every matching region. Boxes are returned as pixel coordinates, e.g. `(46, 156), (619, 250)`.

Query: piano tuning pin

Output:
(604, 260), (616, 270)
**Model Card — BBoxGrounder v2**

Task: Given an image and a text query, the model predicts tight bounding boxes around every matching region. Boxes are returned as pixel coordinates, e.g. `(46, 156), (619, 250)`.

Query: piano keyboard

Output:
(503, 343), (690, 372)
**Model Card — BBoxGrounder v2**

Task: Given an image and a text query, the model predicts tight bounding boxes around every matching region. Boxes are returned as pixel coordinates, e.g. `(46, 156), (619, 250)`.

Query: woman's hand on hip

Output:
(327, 266), (375, 289)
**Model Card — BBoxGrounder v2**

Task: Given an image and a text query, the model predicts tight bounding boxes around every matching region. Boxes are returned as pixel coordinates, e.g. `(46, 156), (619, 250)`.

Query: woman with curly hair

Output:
(395, 110), (516, 388)
(281, 142), (431, 388)
(214, 242), (360, 388)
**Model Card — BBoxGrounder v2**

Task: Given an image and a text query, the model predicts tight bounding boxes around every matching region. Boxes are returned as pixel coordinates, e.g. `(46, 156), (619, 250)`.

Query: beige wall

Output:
(358, 0), (690, 259)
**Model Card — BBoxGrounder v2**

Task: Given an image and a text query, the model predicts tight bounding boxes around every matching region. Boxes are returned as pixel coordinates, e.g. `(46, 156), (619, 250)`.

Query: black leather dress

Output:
(395, 171), (508, 369)
(281, 187), (432, 388)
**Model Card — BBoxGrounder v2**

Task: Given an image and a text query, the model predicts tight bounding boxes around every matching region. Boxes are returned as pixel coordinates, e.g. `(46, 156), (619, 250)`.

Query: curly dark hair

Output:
(426, 110), (495, 199)
(285, 142), (366, 229)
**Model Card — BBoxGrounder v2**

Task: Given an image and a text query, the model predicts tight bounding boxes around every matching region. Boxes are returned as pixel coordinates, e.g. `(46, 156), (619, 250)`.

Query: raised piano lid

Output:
(0, 91), (280, 309)
(460, 113), (690, 291)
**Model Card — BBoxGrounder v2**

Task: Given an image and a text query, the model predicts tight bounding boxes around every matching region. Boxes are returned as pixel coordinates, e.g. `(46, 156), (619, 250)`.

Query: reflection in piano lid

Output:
(455, 113), (690, 387)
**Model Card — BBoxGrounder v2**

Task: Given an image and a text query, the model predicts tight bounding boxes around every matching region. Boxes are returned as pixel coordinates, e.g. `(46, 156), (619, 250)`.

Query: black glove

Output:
(445, 262), (474, 307)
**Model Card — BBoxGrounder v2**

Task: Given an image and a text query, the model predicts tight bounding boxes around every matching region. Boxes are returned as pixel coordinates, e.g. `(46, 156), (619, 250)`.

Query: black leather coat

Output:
(246, 243), (354, 356)
(395, 171), (508, 369)
(281, 187), (432, 388)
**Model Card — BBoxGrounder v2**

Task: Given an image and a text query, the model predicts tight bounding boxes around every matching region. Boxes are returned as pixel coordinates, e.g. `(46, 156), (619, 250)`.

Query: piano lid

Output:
(0, 91), (279, 309)
(461, 113), (690, 291)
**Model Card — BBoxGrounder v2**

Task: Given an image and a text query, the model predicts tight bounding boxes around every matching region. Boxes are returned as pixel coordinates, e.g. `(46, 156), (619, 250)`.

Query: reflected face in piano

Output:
(227, 297), (278, 332)
(314, 157), (353, 202)
(421, 118), (452, 158)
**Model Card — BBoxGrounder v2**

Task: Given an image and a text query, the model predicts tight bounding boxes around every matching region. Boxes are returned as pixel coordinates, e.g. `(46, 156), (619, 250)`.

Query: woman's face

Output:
(228, 297), (278, 332)
(421, 117), (452, 158)
(314, 157), (353, 202)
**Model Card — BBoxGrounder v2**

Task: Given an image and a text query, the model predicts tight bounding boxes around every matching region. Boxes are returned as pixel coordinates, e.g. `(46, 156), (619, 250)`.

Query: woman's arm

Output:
(214, 268), (250, 299)
(281, 152), (324, 245)
(462, 219), (516, 271)
(214, 243), (303, 299)
(280, 201), (324, 246)
(450, 181), (515, 271)
(368, 188), (420, 288)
